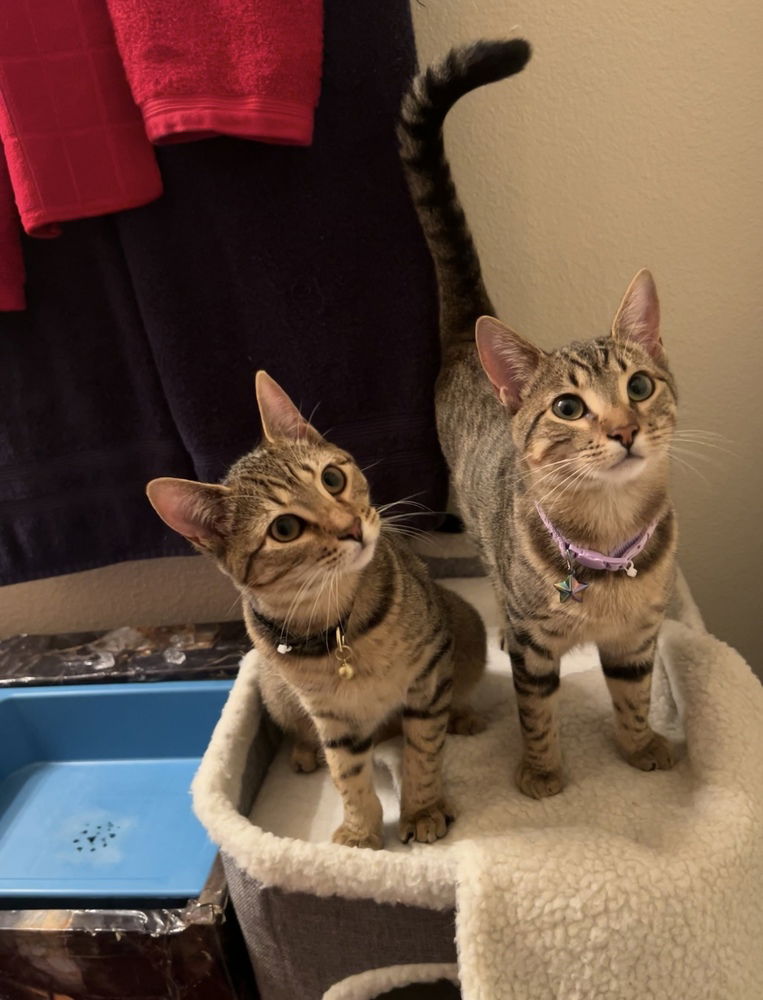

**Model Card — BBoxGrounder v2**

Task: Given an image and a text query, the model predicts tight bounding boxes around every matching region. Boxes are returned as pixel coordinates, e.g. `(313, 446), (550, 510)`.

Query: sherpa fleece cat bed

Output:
(192, 579), (763, 1000)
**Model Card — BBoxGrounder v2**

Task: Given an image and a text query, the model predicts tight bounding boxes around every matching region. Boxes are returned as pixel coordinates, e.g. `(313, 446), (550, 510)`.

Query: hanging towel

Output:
(0, 154), (24, 311)
(0, 0), (445, 586)
(0, 0), (163, 309)
(105, 0), (324, 146)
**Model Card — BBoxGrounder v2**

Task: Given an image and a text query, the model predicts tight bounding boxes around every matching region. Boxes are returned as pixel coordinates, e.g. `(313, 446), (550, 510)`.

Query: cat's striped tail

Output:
(398, 39), (531, 351)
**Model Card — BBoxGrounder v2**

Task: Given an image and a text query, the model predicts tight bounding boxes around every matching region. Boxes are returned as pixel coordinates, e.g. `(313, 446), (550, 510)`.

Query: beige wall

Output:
(1, 1), (761, 670)
(0, 555), (242, 637)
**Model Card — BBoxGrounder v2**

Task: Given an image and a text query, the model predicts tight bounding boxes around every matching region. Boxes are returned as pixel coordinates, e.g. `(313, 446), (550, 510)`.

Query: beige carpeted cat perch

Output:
(192, 574), (763, 1000)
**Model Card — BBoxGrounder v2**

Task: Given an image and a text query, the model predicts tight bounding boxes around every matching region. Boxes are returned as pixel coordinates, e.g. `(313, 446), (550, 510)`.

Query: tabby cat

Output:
(147, 372), (486, 848)
(398, 40), (677, 798)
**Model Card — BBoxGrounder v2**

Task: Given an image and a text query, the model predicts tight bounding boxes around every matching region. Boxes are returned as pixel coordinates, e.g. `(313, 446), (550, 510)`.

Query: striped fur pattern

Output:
(147, 373), (486, 848)
(399, 41), (678, 798)
(398, 40), (530, 349)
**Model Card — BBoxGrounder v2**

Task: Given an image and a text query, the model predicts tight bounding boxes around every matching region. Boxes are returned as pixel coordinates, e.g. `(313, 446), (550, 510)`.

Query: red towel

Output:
(0, 0), (162, 308)
(105, 0), (323, 146)
(0, 152), (24, 311)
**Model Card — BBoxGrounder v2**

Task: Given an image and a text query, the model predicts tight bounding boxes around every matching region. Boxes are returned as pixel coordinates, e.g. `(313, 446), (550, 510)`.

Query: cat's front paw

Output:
(515, 759), (565, 799)
(331, 823), (384, 850)
(399, 800), (455, 844)
(625, 732), (675, 772)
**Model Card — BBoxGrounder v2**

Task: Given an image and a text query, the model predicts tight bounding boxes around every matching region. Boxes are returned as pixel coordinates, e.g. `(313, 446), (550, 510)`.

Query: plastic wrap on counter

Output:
(0, 621), (251, 687)
(0, 858), (257, 999)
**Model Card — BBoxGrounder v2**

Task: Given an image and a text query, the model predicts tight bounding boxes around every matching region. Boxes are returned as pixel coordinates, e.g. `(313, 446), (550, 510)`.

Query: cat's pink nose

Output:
(607, 423), (639, 449)
(338, 517), (363, 543)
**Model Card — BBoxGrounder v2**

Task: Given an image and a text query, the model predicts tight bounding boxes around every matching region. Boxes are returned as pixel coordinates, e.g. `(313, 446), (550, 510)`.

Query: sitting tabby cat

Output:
(398, 40), (677, 798)
(147, 372), (486, 848)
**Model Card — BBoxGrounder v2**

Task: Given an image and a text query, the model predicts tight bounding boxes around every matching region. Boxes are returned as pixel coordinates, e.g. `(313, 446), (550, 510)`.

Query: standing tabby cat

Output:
(398, 40), (677, 798)
(147, 372), (486, 848)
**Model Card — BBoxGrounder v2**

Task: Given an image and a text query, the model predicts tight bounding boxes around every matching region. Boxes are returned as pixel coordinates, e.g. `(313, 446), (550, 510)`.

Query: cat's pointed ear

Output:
(611, 269), (663, 359)
(146, 477), (232, 555)
(475, 315), (545, 413)
(255, 371), (324, 444)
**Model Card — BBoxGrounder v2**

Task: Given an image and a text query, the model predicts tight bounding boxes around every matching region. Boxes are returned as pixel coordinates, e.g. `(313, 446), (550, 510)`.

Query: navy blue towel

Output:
(0, 0), (446, 585)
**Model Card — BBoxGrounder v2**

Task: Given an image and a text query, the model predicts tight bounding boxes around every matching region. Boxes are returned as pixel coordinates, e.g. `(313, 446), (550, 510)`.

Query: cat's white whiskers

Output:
(528, 457), (581, 481)
(529, 457), (583, 489)
(381, 523), (432, 546)
(324, 566), (339, 636)
(670, 434), (739, 459)
(548, 465), (591, 506)
(669, 445), (718, 465)
(306, 563), (338, 637)
(534, 455), (582, 469)
(673, 427), (729, 441)
(278, 575), (317, 642)
(381, 520), (430, 536)
(360, 459), (384, 474)
(668, 449), (710, 485)
(224, 592), (244, 619)
(537, 473), (579, 507)
(524, 456), (581, 479)
(381, 510), (443, 520)
(374, 492), (429, 515)
(280, 564), (326, 642)
(380, 513), (439, 538)
(305, 400), (322, 428)
(536, 462), (588, 506)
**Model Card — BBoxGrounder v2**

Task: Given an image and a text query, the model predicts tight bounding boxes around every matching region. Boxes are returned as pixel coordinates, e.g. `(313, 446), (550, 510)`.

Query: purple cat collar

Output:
(534, 503), (658, 577)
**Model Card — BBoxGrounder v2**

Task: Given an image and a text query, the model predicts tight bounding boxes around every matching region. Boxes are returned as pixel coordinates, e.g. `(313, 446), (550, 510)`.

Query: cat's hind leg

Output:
(447, 706), (487, 735)
(289, 739), (323, 773)
(257, 661), (324, 772)
(440, 587), (488, 736)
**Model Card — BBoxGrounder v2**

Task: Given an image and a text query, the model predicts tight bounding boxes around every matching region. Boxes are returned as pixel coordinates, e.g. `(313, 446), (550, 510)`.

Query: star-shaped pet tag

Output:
(554, 573), (588, 603)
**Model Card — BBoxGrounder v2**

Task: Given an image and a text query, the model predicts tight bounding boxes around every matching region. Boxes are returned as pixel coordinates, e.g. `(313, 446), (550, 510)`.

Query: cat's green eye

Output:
(551, 394), (586, 420)
(269, 515), (304, 543)
(627, 372), (655, 402)
(321, 465), (346, 495)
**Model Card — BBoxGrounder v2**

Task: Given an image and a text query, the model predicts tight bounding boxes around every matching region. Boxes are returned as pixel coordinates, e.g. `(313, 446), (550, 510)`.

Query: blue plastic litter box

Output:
(0, 680), (232, 908)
